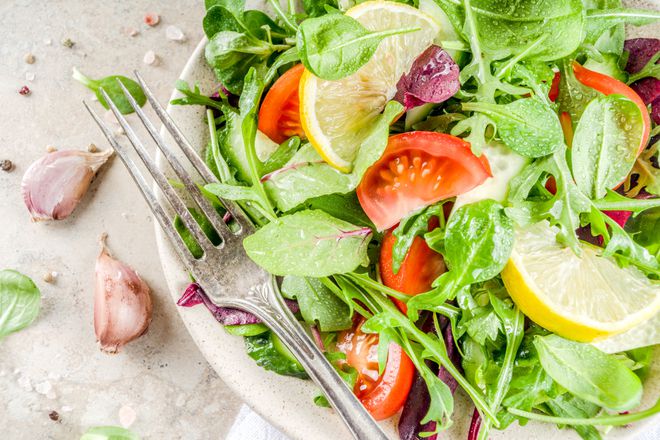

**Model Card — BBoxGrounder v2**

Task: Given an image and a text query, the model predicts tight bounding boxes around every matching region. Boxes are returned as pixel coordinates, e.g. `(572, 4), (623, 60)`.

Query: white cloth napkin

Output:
(227, 404), (660, 440)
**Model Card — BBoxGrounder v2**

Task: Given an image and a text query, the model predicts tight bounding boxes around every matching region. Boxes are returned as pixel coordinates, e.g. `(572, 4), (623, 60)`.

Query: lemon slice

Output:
(299, 1), (440, 171)
(501, 222), (660, 342)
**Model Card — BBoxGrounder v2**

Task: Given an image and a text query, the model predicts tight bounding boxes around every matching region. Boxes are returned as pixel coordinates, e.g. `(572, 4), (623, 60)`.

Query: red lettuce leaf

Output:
(394, 45), (460, 111)
(177, 283), (299, 326)
(624, 38), (660, 124)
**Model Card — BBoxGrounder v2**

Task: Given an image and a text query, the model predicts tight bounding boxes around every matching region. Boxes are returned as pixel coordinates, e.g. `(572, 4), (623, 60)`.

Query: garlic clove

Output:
(94, 234), (152, 354)
(21, 149), (112, 221)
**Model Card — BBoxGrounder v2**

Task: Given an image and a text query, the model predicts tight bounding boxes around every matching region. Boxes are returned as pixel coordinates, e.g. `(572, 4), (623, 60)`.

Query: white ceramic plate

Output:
(155, 4), (660, 439)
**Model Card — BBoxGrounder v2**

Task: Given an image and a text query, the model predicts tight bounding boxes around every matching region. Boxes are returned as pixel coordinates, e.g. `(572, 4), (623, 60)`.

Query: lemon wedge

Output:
(501, 221), (660, 342)
(299, 1), (440, 171)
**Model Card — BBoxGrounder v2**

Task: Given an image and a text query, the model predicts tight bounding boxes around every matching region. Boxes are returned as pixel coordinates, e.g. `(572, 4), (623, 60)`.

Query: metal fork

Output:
(83, 72), (389, 440)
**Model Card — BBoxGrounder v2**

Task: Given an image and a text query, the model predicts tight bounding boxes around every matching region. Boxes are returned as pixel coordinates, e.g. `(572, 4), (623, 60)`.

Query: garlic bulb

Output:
(22, 149), (112, 221)
(94, 234), (152, 353)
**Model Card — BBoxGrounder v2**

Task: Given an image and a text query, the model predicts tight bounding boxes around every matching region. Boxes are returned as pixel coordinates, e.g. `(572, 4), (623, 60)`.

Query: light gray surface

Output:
(0, 1), (242, 438)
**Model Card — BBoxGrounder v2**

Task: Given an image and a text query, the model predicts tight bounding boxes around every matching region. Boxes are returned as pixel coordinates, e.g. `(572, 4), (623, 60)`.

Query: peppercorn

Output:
(0, 160), (13, 172)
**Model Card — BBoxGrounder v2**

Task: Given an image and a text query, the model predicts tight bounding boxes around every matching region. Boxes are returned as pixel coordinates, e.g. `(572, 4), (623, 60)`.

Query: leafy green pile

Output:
(172, 1), (660, 439)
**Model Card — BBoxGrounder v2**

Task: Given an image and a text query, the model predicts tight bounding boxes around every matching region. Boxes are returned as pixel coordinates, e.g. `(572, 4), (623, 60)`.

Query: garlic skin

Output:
(94, 234), (152, 353)
(22, 149), (112, 221)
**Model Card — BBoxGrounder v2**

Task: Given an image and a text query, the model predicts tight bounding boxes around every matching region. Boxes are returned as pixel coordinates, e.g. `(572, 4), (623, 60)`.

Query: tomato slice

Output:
(357, 132), (491, 231)
(573, 62), (651, 154)
(258, 64), (306, 144)
(337, 318), (415, 420)
(380, 221), (446, 313)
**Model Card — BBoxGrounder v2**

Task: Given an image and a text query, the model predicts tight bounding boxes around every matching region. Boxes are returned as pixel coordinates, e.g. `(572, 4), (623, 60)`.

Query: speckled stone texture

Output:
(0, 1), (241, 438)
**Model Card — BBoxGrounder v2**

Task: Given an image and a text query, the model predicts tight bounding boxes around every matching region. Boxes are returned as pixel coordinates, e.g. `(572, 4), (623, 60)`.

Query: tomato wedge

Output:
(380, 221), (446, 313)
(357, 132), (491, 231)
(258, 64), (306, 144)
(573, 62), (651, 154)
(337, 318), (414, 420)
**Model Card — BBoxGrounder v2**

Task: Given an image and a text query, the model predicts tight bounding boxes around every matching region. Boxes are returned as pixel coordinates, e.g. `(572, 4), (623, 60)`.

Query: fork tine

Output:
(98, 87), (216, 255)
(115, 78), (233, 243)
(84, 100), (200, 267)
(133, 70), (254, 234)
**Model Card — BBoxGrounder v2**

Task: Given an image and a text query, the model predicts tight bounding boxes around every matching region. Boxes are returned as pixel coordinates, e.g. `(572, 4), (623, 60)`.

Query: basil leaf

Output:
(281, 276), (352, 331)
(571, 94), (645, 199)
(534, 334), (643, 411)
(80, 426), (140, 440)
(243, 210), (372, 277)
(463, 98), (564, 158)
(0, 270), (40, 338)
(72, 68), (146, 115)
(296, 13), (418, 80)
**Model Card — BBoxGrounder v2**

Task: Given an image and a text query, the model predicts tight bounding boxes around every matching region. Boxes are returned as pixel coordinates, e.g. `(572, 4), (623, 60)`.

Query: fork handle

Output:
(229, 277), (390, 440)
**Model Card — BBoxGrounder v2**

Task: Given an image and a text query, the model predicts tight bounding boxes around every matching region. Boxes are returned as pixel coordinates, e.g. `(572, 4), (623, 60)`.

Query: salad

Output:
(172, 1), (660, 439)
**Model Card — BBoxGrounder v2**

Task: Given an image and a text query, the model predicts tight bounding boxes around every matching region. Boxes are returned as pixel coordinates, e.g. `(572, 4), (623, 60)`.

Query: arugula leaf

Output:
(263, 101), (403, 211)
(261, 137), (301, 175)
(545, 394), (603, 440)
(280, 276), (352, 331)
(72, 68), (146, 115)
(391, 203), (447, 274)
(296, 13), (419, 80)
(584, 8), (660, 43)
(80, 426), (140, 440)
(170, 80), (227, 113)
(571, 94), (645, 199)
(462, 97), (564, 158)
(294, 192), (374, 229)
(0, 270), (41, 338)
(243, 210), (372, 277)
(534, 334), (643, 411)
(408, 200), (513, 318)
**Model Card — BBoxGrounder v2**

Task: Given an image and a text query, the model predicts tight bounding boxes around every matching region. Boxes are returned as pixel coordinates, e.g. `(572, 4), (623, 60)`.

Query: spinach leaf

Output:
(462, 97), (564, 158)
(571, 94), (645, 199)
(296, 13), (419, 80)
(243, 210), (372, 277)
(0, 270), (40, 338)
(391, 203), (447, 274)
(72, 68), (146, 115)
(205, 32), (277, 94)
(534, 334), (643, 411)
(263, 101), (403, 211)
(408, 200), (513, 317)
(203, 5), (242, 37)
(80, 426), (140, 440)
(245, 331), (308, 379)
(280, 276), (352, 331)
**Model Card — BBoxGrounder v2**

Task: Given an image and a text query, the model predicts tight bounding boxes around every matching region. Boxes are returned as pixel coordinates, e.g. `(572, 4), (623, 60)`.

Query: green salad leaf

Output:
(534, 334), (643, 411)
(571, 94), (645, 199)
(72, 68), (146, 115)
(245, 331), (308, 379)
(462, 97), (564, 158)
(0, 270), (41, 339)
(80, 426), (140, 440)
(243, 210), (372, 277)
(296, 13), (419, 80)
(281, 276), (352, 331)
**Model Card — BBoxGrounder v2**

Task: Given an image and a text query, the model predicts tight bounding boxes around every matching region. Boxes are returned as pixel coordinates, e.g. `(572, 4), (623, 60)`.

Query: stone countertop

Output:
(0, 1), (241, 438)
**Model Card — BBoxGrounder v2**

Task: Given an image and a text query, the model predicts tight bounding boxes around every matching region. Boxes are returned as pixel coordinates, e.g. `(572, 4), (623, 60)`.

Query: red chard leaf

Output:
(394, 45), (460, 111)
